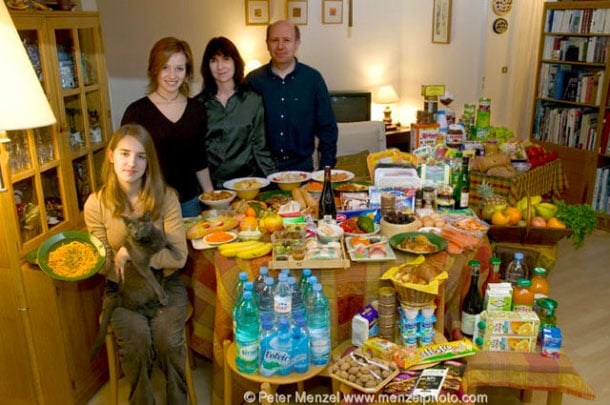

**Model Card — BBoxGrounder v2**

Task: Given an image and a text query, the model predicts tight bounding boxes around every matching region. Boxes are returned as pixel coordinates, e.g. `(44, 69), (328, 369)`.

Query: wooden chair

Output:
(104, 304), (197, 404)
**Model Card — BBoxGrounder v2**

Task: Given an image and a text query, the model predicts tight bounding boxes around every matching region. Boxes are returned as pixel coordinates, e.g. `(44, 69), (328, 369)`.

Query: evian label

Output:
(236, 342), (258, 362)
(274, 296), (291, 314)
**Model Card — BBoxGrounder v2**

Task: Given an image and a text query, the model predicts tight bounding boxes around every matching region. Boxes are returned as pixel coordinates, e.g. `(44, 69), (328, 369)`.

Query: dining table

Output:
(181, 232), (493, 405)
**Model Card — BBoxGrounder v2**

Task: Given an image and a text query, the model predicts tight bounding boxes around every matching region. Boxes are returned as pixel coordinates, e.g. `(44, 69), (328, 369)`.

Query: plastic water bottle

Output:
(233, 281), (256, 332)
(269, 317), (293, 376)
(288, 276), (306, 320)
(258, 276), (275, 322)
(234, 290), (260, 374)
(298, 268), (312, 295)
(253, 266), (269, 296)
(291, 313), (310, 373)
(259, 313), (277, 377)
(301, 275), (318, 304)
(273, 273), (292, 324)
(232, 272), (248, 303)
(306, 283), (331, 366)
(505, 252), (528, 286)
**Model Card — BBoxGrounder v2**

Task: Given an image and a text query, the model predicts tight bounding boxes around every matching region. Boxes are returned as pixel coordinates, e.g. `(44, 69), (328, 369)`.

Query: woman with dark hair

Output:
(122, 37), (213, 217)
(84, 124), (189, 404)
(196, 36), (274, 188)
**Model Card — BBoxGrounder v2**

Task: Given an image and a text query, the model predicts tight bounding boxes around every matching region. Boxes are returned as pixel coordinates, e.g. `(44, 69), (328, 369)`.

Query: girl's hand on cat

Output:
(114, 246), (130, 282)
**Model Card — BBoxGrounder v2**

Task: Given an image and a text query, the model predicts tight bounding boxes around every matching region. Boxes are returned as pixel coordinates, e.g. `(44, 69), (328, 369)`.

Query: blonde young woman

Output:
(84, 124), (189, 404)
(122, 36), (213, 217)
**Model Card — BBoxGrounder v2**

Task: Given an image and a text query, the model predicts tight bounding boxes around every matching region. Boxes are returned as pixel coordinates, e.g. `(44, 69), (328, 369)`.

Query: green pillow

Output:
(335, 150), (370, 181)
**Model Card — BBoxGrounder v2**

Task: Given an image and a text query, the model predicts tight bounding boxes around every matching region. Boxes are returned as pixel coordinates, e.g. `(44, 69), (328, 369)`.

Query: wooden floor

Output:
(89, 230), (609, 404)
(481, 229), (610, 404)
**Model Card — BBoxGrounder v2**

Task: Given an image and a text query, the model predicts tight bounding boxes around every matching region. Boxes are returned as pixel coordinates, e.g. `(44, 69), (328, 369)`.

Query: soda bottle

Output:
(461, 260), (483, 337)
(258, 276), (275, 322)
(269, 317), (293, 375)
(253, 266), (269, 296)
(306, 283), (331, 366)
(298, 268), (312, 295)
(505, 252), (528, 286)
(288, 276), (306, 320)
(234, 290), (260, 374)
(259, 313), (277, 377)
(232, 272), (248, 303)
(482, 257), (502, 296)
(273, 273), (292, 324)
(318, 166), (336, 220)
(291, 312), (310, 373)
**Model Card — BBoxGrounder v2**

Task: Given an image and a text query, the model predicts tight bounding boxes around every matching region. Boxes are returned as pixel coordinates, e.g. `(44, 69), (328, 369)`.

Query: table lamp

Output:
(376, 85), (399, 130)
(0, 1), (56, 191)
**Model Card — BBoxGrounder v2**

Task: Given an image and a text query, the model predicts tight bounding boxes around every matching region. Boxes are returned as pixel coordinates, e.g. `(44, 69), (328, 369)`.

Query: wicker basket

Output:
(392, 280), (436, 306)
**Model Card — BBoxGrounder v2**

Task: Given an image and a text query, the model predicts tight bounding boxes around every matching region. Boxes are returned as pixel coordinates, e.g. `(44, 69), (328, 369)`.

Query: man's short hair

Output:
(266, 21), (301, 41)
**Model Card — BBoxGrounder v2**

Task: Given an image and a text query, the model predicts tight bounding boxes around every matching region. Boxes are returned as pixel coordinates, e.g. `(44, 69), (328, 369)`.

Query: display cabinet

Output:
(531, 1), (610, 228)
(0, 11), (111, 403)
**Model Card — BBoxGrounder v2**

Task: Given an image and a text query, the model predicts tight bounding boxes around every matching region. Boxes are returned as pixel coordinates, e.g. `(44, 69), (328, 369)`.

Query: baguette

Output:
(291, 188), (307, 210)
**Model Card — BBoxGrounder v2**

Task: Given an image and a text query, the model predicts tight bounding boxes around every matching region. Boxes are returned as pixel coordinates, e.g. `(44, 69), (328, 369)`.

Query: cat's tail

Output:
(90, 305), (114, 361)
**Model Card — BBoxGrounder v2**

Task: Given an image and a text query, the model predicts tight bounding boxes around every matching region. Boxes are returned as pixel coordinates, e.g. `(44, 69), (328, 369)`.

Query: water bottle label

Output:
(309, 327), (330, 356)
(236, 342), (259, 362)
(262, 349), (291, 368)
(274, 296), (292, 314)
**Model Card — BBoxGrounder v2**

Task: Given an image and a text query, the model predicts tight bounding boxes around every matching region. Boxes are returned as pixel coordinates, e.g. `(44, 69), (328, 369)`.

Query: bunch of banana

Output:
(218, 240), (272, 259)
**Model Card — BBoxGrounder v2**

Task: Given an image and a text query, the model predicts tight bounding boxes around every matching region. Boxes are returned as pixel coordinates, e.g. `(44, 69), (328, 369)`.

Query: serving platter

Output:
(332, 180), (371, 192)
(267, 171), (311, 184)
(389, 232), (448, 255)
(37, 230), (106, 281)
(345, 235), (397, 262)
(223, 177), (270, 190)
(311, 169), (354, 183)
(202, 231), (237, 246)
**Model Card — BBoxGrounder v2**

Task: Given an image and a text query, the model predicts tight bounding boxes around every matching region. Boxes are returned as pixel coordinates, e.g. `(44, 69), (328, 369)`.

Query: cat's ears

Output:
(143, 212), (151, 221)
(121, 212), (151, 222)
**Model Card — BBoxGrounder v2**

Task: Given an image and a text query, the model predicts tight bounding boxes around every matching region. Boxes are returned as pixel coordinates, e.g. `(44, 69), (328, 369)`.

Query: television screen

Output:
(330, 91), (371, 123)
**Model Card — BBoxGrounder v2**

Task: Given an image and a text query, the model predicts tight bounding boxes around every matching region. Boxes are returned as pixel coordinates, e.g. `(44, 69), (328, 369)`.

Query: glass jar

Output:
(422, 186), (436, 209)
(485, 139), (499, 156)
(530, 267), (550, 301)
(512, 278), (534, 312)
(536, 297), (558, 329)
(435, 185), (454, 211)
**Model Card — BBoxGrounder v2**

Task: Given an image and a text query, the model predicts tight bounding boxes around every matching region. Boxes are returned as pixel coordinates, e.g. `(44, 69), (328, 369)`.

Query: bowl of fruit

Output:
(380, 211), (422, 239)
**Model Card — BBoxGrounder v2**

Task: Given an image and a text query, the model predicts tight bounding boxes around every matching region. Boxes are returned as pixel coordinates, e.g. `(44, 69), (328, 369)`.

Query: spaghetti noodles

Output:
(47, 241), (99, 278)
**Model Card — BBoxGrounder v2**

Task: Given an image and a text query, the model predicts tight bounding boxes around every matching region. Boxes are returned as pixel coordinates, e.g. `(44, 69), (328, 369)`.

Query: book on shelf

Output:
(599, 110), (610, 155)
(599, 166), (610, 214)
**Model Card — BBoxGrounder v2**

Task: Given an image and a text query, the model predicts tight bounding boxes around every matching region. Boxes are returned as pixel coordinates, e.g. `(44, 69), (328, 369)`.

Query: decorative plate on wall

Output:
(492, 0), (512, 16)
(493, 18), (509, 34)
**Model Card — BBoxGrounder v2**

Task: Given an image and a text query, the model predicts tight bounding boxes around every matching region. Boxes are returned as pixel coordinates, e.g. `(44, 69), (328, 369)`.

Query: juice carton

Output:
(478, 335), (537, 352)
(477, 310), (540, 337)
(541, 326), (562, 358)
(484, 282), (512, 311)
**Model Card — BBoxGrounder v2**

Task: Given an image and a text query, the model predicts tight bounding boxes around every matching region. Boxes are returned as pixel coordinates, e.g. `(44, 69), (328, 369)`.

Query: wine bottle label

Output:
(460, 191), (469, 208)
(461, 311), (477, 335)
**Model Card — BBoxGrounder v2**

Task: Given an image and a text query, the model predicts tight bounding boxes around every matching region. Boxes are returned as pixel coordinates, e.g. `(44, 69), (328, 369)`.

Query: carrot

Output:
(446, 241), (464, 255)
(441, 228), (480, 251)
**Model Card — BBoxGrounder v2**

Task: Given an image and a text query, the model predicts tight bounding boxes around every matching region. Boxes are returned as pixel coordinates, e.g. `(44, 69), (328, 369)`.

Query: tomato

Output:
(339, 217), (361, 234)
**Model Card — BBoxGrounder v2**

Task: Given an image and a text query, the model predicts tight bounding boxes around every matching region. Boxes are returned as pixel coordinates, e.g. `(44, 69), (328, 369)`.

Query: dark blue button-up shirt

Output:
(247, 60), (338, 171)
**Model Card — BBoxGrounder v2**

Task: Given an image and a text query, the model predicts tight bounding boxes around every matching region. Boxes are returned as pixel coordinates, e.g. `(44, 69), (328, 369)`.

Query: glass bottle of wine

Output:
(461, 259), (483, 337)
(453, 156), (471, 209)
(318, 166), (336, 221)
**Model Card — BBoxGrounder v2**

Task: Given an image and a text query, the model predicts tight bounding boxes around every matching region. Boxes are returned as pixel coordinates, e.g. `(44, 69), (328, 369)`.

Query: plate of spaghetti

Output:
(37, 231), (106, 281)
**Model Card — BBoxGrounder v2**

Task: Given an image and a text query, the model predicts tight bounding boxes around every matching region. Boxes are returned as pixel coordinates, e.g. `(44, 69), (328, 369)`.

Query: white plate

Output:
(202, 231), (237, 246)
(199, 190), (237, 207)
(191, 238), (215, 250)
(223, 177), (270, 191)
(345, 235), (397, 262)
(344, 223), (381, 237)
(267, 171), (311, 184)
(311, 169), (354, 183)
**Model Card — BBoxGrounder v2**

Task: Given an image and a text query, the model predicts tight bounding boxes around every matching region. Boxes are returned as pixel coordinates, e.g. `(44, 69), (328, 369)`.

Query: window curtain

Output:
(505, 0), (545, 140)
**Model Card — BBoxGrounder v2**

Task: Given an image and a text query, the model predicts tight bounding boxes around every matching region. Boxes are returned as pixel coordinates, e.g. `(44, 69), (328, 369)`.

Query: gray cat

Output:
(90, 212), (177, 359)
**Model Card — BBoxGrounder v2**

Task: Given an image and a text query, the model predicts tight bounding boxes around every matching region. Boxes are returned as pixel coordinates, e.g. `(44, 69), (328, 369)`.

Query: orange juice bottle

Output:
(530, 267), (550, 301)
(512, 278), (534, 312)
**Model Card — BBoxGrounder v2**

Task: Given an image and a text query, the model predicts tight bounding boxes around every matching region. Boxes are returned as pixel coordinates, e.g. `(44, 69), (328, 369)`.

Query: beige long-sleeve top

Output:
(83, 190), (188, 283)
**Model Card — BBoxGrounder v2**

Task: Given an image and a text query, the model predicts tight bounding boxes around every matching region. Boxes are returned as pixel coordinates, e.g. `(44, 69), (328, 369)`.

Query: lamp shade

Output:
(375, 85), (399, 104)
(0, 2), (56, 131)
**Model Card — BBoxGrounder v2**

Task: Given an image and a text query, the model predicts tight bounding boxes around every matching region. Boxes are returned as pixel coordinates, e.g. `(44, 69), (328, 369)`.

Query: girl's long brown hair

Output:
(147, 36), (194, 96)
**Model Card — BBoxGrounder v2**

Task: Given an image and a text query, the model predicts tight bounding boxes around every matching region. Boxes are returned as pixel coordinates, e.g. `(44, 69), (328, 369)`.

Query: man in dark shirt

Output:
(246, 20), (338, 172)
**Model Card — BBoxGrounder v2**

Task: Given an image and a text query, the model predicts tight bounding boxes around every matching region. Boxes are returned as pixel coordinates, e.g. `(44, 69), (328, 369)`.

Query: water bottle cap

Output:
(260, 266), (268, 275)
(295, 316), (306, 326)
(261, 312), (272, 323)
(239, 272), (248, 281)
(281, 268), (289, 274)
(243, 290), (253, 299)
(309, 276), (318, 284)
(515, 252), (524, 260)
(313, 283), (322, 291)
(303, 268), (312, 276)
(288, 276), (296, 285)
(279, 317), (289, 327)
(278, 273), (288, 281)
(533, 267), (547, 276)
(244, 282), (253, 290)
(265, 276), (274, 285)
(517, 278), (532, 287)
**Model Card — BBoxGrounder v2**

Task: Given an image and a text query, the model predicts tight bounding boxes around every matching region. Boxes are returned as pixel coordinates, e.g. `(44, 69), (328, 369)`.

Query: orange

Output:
(547, 217), (566, 229)
(240, 216), (259, 231)
(245, 206), (257, 218)
(491, 210), (510, 226)
(505, 207), (522, 225)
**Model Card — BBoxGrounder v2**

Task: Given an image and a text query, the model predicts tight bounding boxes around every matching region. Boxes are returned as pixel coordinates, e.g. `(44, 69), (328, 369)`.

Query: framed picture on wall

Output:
(287, 0), (308, 25)
(432, 0), (452, 44)
(245, 0), (270, 25)
(322, 0), (343, 24)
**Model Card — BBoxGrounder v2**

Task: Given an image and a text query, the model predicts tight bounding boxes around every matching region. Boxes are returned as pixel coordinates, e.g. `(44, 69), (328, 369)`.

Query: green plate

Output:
(37, 231), (106, 281)
(389, 232), (448, 255)
(258, 189), (292, 202)
(25, 248), (38, 265)
(332, 180), (372, 192)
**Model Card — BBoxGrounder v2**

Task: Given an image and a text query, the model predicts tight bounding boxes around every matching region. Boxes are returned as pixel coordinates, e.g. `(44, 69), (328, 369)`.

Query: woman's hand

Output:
(114, 246), (130, 282)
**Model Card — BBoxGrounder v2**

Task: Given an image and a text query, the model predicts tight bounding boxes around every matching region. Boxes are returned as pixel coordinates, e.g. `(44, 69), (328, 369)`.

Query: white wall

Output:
(93, 0), (531, 135)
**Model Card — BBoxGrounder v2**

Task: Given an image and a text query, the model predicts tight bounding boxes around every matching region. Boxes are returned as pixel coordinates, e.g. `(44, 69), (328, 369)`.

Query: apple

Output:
(517, 220), (527, 227)
(530, 216), (547, 227)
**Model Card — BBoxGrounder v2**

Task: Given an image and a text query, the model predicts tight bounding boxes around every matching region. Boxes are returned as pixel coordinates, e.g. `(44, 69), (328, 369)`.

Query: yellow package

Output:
(362, 337), (419, 370)
(417, 338), (478, 365)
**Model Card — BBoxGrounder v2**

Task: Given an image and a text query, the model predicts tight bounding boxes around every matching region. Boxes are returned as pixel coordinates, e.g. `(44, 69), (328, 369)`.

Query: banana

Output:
(218, 240), (261, 252)
(236, 243), (272, 259)
(219, 241), (265, 257)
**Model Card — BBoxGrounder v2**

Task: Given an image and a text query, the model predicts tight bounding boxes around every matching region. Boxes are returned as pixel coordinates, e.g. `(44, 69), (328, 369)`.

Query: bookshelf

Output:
(531, 1), (610, 228)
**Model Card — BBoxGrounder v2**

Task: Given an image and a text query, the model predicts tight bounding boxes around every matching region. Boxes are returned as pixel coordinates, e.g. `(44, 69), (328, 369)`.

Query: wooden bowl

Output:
(380, 217), (422, 240)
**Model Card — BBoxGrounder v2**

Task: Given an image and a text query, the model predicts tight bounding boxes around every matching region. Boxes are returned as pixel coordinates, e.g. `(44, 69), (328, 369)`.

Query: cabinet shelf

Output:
(536, 96), (600, 108)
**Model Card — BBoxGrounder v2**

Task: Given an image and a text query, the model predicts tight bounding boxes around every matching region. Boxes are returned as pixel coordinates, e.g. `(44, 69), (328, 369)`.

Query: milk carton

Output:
(351, 305), (378, 346)
(484, 282), (513, 311)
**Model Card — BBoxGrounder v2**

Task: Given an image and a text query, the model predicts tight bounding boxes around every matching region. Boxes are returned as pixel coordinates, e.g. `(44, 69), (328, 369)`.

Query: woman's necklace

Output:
(154, 91), (180, 103)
